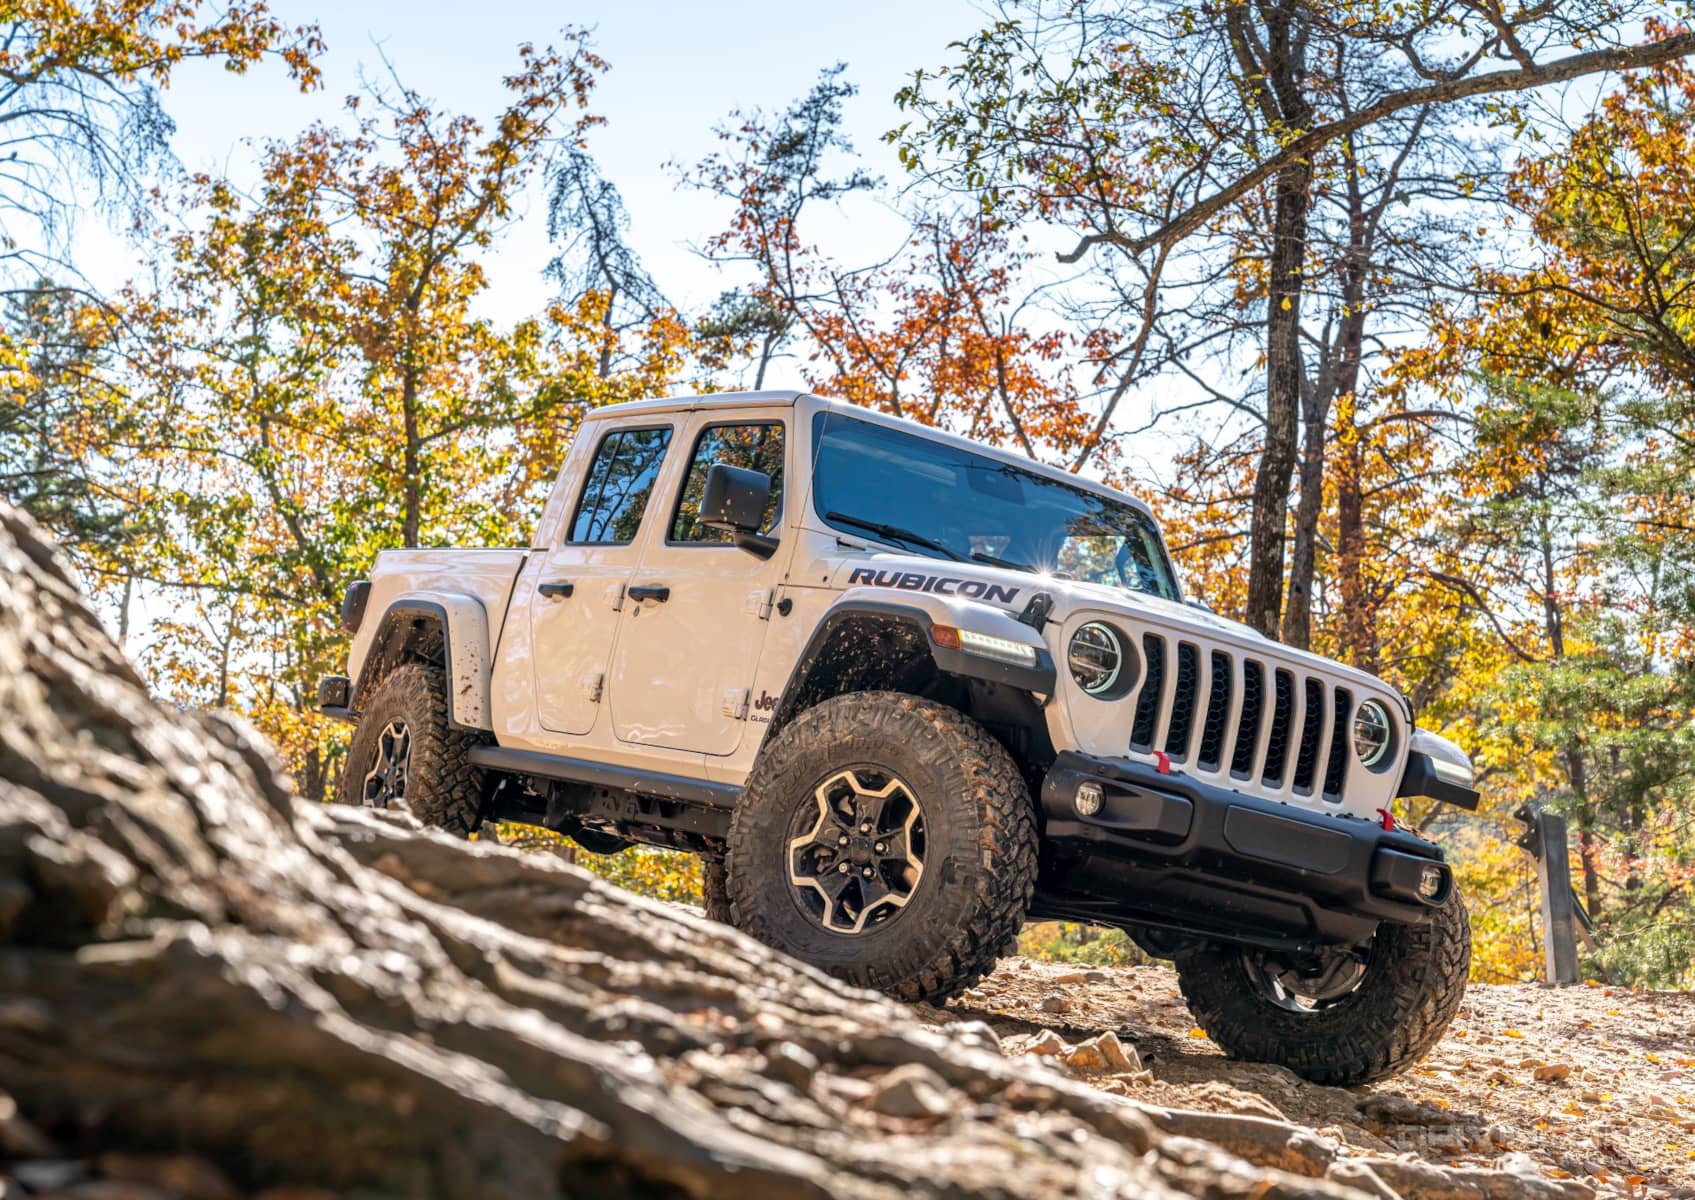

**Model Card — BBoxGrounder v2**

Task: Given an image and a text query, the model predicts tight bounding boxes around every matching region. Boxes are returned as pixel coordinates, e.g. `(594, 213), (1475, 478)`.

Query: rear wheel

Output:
(1174, 889), (1471, 1085)
(337, 662), (484, 835)
(725, 691), (1037, 1003)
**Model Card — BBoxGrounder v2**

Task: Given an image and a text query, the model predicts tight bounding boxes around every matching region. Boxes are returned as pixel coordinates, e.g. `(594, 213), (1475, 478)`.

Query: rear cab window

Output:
(568, 425), (673, 545)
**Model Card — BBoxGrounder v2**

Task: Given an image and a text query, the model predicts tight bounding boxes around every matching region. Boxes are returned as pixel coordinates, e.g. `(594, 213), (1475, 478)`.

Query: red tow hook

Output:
(1376, 807), (1396, 831)
(1153, 750), (1172, 776)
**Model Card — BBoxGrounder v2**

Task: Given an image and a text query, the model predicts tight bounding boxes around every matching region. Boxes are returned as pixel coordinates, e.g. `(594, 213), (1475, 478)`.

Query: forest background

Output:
(3, 0), (1693, 986)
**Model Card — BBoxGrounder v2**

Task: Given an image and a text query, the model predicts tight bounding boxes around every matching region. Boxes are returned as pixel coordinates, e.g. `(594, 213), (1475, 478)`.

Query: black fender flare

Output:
(763, 599), (1057, 739)
(352, 599), (477, 732)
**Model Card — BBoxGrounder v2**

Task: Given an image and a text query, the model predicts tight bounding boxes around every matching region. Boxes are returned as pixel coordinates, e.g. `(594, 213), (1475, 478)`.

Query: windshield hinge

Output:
(1017, 591), (1055, 629)
(745, 587), (775, 619)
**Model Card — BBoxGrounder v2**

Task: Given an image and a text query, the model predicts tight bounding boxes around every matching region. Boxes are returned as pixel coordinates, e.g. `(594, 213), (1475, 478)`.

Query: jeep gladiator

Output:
(320, 389), (1480, 1084)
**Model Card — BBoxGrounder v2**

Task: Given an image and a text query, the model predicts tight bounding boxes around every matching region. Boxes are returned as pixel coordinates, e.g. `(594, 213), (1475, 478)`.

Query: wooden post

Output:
(1513, 802), (1581, 985)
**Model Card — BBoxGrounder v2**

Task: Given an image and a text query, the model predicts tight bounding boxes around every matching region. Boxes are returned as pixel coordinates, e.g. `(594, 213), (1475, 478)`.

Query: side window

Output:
(567, 426), (673, 544)
(669, 421), (785, 544)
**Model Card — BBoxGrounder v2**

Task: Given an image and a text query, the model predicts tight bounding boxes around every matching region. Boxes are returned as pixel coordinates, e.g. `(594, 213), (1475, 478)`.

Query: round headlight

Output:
(1353, 700), (1394, 769)
(1069, 622), (1126, 696)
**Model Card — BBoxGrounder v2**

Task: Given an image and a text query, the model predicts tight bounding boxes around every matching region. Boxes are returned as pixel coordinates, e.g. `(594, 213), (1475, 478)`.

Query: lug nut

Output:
(859, 823), (871, 834)
(838, 834), (849, 846)
(862, 866), (874, 878)
(838, 862), (851, 874)
(874, 842), (886, 854)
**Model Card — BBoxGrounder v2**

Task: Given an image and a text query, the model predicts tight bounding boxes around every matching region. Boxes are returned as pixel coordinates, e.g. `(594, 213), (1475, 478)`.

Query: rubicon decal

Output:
(847, 567), (1021, 604)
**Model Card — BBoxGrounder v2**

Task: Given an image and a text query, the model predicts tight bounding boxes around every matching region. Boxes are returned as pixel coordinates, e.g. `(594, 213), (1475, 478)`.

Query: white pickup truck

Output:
(320, 389), (1480, 1084)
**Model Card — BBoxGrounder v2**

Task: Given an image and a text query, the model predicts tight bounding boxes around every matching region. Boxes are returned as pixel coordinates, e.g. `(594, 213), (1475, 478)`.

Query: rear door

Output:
(608, 414), (790, 756)
(526, 422), (675, 735)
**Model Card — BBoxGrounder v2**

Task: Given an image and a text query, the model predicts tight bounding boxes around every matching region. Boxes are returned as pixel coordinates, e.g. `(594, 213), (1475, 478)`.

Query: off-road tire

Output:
(1174, 889), (1471, 1086)
(725, 691), (1038, 1003)
(700, 855), (732, 923)
(336, 662), (484, 835)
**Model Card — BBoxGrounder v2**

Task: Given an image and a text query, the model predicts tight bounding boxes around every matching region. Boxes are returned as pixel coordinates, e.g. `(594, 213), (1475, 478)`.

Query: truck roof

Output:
(587, 390), (1154, 519)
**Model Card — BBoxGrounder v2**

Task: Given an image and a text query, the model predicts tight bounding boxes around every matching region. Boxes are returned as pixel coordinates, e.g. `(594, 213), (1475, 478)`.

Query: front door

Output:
(530, 422), (676, 735)
(609, 417), (789, 756)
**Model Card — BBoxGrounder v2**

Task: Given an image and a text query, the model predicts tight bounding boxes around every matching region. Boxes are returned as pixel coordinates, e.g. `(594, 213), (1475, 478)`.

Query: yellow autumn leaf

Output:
(1503, 1029), (1525, 1038)
(1188, 1028), (1208, 1039)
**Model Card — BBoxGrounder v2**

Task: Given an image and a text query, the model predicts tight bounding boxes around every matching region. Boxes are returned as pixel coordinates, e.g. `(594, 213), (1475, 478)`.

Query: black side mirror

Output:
(700, 463), (778, 558)
(701, 463), (770, 532)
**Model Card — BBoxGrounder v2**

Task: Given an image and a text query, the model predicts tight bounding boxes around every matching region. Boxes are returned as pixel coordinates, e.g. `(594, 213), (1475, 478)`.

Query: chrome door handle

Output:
(538, 581), (574, 600)
(627, 585), (670, 603)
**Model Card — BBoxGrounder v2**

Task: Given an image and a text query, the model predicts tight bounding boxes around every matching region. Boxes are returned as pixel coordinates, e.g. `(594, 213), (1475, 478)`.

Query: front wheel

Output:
(725, 692), (1038, 1003)
(1174, 889), (1471, 1085)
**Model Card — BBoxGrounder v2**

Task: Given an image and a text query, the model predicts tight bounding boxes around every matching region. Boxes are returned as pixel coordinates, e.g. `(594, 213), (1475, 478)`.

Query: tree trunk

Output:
(1334, 391), (1378, 671)
(1577, 823), (1602, 919)
(1245, 161), (1313, 639)
(1284, 164), (1373, 652)
(0, 502), (1579, 1200)
(1282, 399), (1326, 651)
(402, 369), (422, 548)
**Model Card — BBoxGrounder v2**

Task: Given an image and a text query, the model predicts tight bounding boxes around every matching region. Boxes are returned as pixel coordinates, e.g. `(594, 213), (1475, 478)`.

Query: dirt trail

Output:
(930, 957), (1695, 1198)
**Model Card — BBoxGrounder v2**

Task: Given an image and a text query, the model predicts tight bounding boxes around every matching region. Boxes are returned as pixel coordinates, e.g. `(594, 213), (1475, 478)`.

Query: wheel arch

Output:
(351, 594), (493, 731)
(762, 598), (1058, 780)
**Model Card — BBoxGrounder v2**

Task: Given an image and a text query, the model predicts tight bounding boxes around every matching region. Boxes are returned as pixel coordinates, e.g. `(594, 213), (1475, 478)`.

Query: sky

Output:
(76, 0), (987, 380)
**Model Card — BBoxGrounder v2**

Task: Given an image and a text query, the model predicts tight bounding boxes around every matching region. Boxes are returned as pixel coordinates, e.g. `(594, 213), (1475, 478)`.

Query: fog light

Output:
(1075, 780), (1104, 817)
(1418, 863), (1445, 900)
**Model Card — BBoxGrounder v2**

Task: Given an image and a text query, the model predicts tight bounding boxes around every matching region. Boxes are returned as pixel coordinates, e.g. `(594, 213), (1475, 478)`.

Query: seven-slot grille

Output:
(1126, 629), (1353, 803)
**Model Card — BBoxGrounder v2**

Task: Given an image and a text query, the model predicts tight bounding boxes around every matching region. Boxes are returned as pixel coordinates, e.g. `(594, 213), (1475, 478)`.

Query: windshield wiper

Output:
(971, 551), (1037, 573)
(825, 511), (964, 562)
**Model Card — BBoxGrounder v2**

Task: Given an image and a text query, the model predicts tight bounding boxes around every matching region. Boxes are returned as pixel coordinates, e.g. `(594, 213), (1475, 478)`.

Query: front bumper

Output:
(1035, 752), (1451, 950)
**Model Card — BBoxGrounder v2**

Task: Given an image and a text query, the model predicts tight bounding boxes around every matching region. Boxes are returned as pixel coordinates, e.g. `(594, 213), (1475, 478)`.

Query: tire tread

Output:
(1174, 890), (1471, 1085)
(725, 691), (1037, 1003)
(337, 662), (484, 835)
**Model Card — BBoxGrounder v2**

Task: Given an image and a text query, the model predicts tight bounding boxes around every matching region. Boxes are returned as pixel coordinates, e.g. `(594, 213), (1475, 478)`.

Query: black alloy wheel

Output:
(784, 767), (927, 935)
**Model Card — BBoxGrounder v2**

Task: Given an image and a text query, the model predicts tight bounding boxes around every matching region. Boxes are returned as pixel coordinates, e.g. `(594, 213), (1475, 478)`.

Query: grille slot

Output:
(1109, 630), (1359, 802)
(1262, 669), (1296, 785)
(1324, 689), (1352, 802)
(1164, 642), (1201, 760)
(1129, 634), (1165, 750)
(1230, 660), (1264, 778)
(1293, 678), (1325, 792)
(1196, 651), (1232, 771)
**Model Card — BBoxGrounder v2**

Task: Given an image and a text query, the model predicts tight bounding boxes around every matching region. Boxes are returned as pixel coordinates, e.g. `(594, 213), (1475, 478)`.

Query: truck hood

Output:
(827, 549), (1398, 702)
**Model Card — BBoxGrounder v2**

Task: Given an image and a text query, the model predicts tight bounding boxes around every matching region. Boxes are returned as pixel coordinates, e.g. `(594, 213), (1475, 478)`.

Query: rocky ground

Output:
(5, 943), (1690, 1200)
(917, 956), (1695, 1199)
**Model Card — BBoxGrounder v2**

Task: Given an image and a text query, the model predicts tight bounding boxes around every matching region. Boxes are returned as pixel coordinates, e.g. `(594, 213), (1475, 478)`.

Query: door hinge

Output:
(721, 687), (750, 719)
(606, 582), (627, 611)
(581, 672), (604, 703)
(745, 587), (775, 619)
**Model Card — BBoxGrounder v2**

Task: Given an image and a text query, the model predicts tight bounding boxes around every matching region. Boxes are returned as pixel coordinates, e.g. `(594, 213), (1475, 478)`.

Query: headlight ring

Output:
(1068, 622), (1133, 698)
(1353, 699), (1395, 770)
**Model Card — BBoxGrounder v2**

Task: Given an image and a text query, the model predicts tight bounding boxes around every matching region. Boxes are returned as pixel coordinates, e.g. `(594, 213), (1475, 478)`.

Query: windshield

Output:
(811, 412), (1180, 602)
